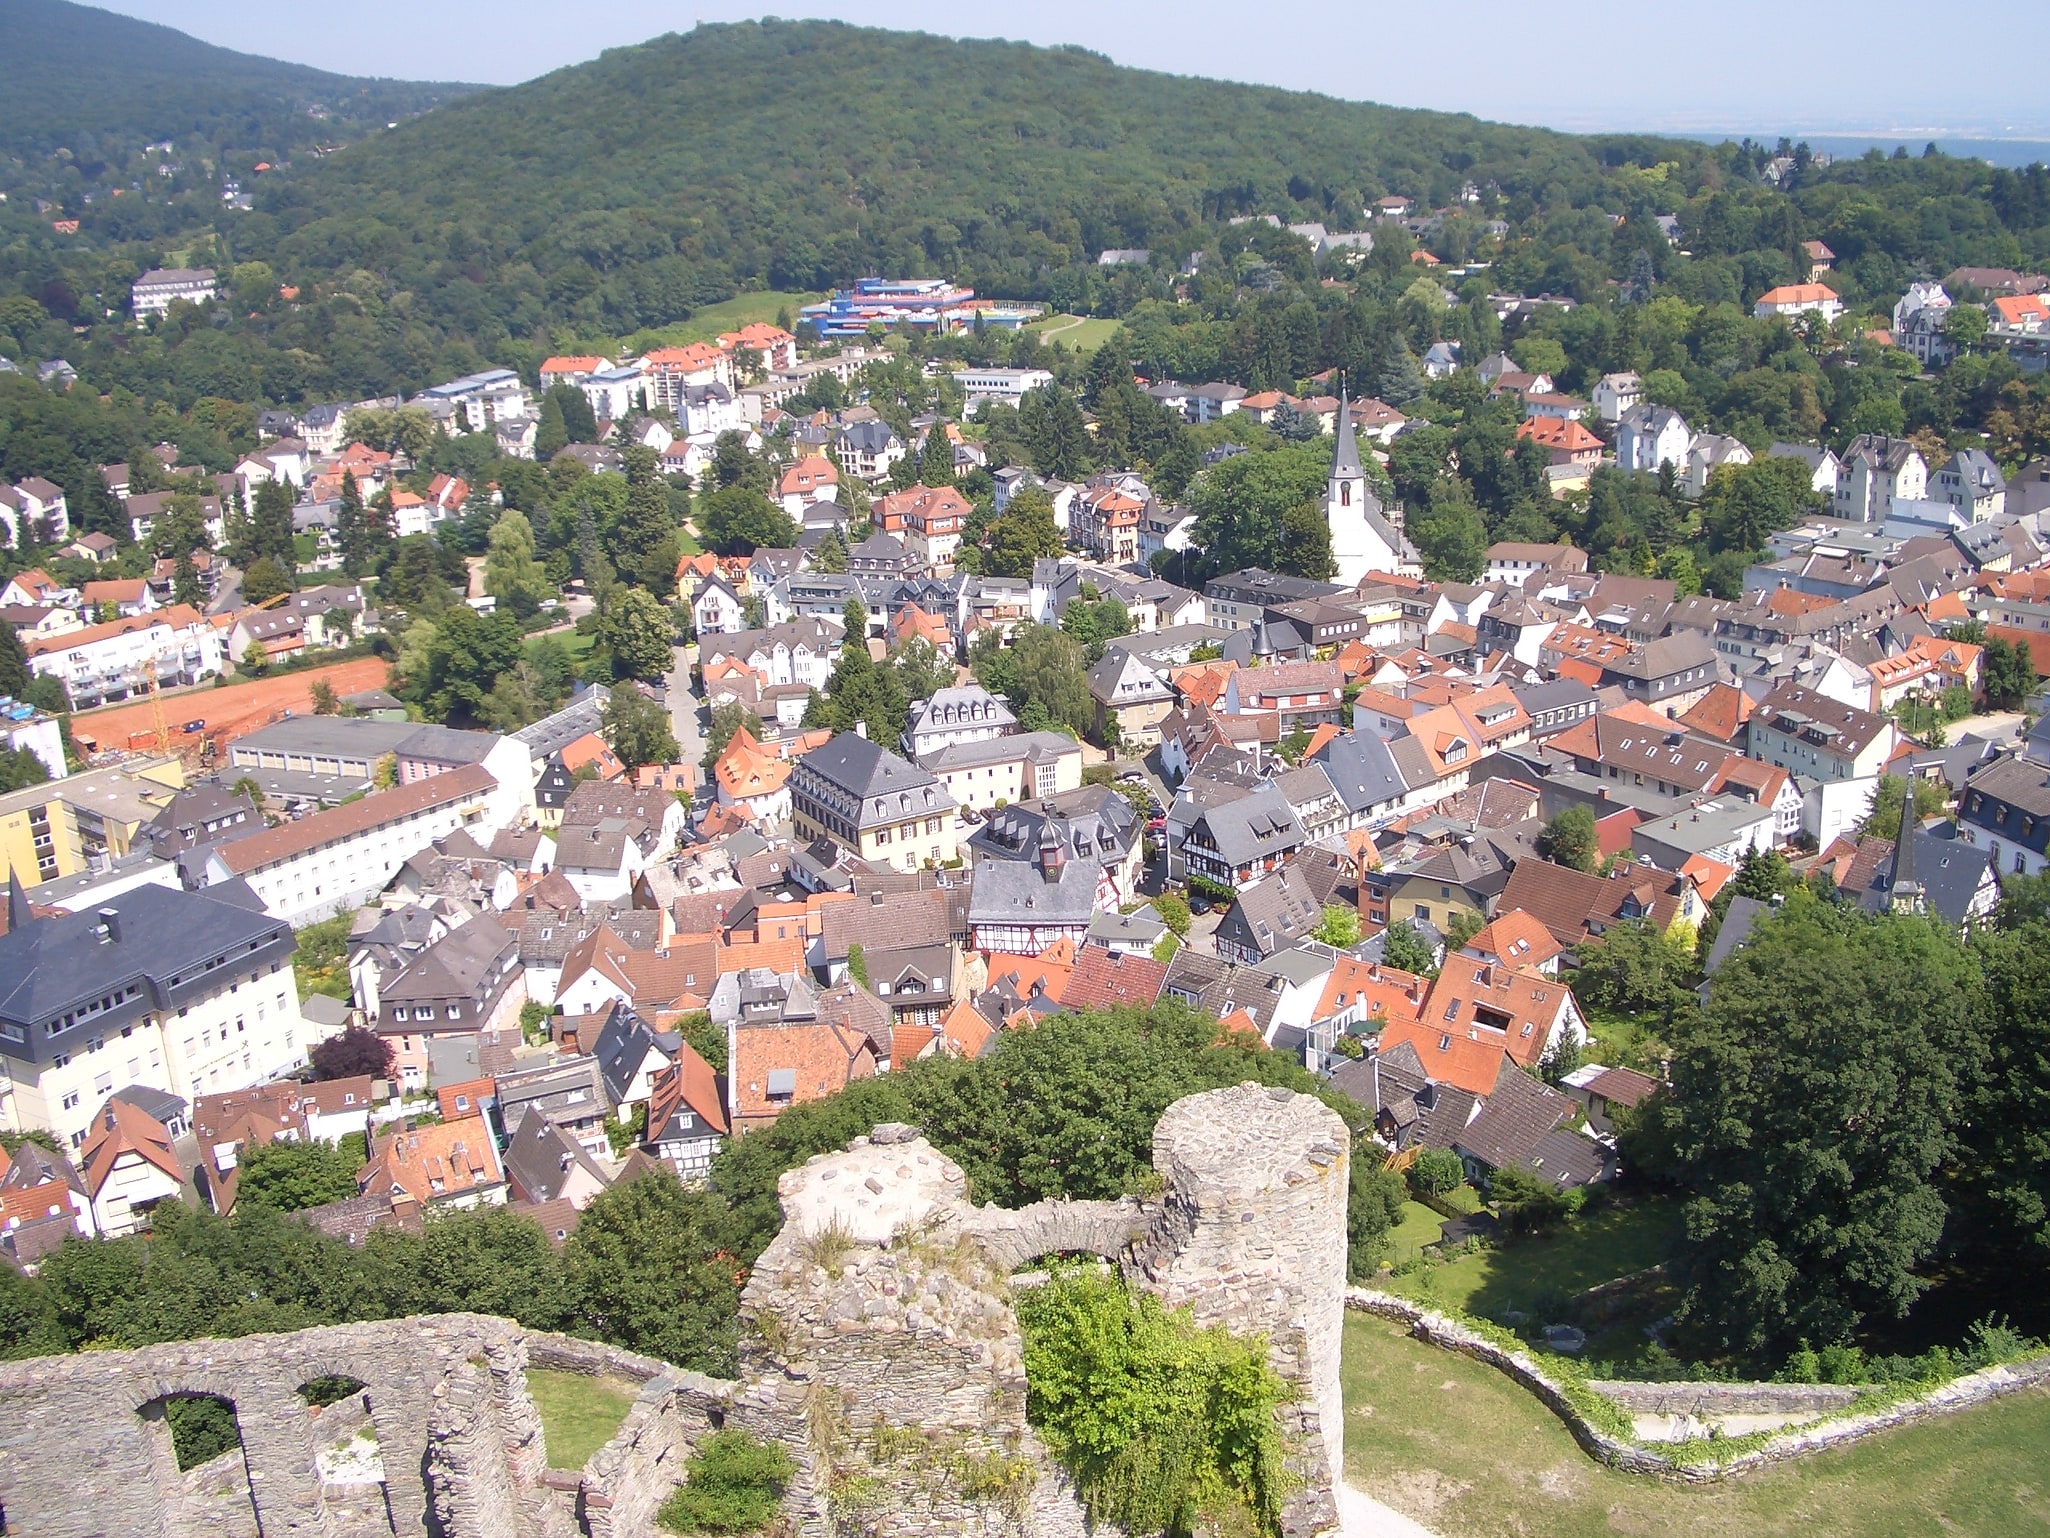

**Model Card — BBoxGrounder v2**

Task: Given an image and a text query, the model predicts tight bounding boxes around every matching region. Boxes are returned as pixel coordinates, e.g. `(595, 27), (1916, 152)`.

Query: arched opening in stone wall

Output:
(299, 1374), (396, 1533)
(136, 1393), (263, 1538)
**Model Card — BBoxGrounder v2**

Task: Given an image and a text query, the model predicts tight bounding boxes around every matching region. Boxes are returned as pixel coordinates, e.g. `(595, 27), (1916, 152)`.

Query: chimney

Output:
(98, 907), (121, 944)
(853, 720), (868, 739)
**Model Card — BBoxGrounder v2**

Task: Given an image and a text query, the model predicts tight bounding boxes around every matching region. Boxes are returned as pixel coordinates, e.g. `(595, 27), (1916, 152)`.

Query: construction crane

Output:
(141, 590), (292, 759)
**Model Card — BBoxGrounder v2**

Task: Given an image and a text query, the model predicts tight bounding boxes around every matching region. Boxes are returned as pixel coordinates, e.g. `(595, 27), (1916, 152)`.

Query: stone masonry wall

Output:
(0, 1085), (1355, 1538)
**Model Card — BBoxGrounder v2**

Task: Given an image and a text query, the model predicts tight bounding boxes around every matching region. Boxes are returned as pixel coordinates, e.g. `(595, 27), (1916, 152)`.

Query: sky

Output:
(89, 0), (2050, 140)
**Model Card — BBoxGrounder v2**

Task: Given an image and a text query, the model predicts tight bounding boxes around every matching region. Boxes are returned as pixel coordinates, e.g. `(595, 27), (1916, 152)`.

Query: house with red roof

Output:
(79, 1098), (185, 1236)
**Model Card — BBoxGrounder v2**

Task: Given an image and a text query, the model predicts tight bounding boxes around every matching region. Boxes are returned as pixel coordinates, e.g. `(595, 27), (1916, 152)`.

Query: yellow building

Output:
(789, 732), (959, 872)
(0, 759), (185, 890)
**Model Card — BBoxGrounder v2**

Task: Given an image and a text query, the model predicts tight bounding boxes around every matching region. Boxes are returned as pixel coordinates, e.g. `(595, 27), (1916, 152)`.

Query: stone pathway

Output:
(1337, 1481), (1443, 1538)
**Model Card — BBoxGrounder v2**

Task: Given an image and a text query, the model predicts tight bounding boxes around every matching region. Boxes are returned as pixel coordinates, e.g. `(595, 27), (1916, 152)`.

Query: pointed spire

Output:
(1889, 781), (1923, 914)
(1331, 377), (1364, 481)
(6, 868), (32, 933)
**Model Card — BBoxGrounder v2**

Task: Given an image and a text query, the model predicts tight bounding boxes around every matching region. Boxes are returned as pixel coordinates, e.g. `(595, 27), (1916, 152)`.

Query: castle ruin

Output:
(0, 1083), (1349, 1538)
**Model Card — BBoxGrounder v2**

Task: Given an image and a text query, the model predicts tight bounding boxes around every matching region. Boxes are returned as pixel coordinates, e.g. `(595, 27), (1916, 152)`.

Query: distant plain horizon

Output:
(79, 0), (2050, 147)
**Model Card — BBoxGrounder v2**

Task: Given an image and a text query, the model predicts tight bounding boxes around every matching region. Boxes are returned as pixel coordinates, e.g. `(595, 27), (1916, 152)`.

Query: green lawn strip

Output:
(1025, 313), (1120, 351)
(1341, 1312), (2050, 1538)
(1384, 1202), (1449, 1266)
(1382, 1198), (1680, 1318)
(526, 1369), (637, 1470)
(619, 290), (823, 351)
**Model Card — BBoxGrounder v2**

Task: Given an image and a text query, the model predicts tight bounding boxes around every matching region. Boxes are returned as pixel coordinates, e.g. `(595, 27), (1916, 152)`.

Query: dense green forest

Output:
(0, 0), (470, 200)
(3, 15), (2047, 415)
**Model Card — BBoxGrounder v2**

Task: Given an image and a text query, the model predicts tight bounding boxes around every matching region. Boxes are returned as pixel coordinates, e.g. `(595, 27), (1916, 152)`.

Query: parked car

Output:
(1146, 815), (1166, 834)
(1189, 894), (1211, 915)
(1116, 769), (1146, 785)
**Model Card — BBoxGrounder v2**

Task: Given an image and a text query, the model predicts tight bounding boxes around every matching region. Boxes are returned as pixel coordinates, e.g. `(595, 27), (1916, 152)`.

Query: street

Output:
(666, 641), (707, 781)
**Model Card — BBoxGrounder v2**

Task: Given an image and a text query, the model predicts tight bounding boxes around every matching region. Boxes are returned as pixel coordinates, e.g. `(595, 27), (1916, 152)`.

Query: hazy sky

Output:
(91, 0), (2050, 138)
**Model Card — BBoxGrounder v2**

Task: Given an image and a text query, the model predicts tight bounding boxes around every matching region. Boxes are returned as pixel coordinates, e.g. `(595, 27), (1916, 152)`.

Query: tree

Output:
(335, 470), (369, 577)
(599, 587), (675, 682)
(1535, 806), (1599, 872)
(1017, 384), (1092, 479)
(697, 486), (798, 555)
(310, 1026), (394, 1082)
(1312, 904), (1362, 949)
(1187, 443), (1339, 580)
(0, 623), (31, 700)
(603, 685), (679, 773)
(1058, 594), (1133, 659)
(612, 445), (683, 590)
(973, 624), (1092, 736)
(1621, 900), (1976, 1355)
(1408, 1147), (1467, 1198)
(1858, 773), (1949, 838)
(1572, 919), (1696, 1016)
(1379, 921), (1436, 975)
(1487, 1163), (1580, 1233)
(1371, 333), (1425, 407)
(309, 679), (340, 715)
(980, 488), (1065, 580)
(235, 1139), (362, 1213)
(1980, 634), (2040, 709)
(484, 509), (551, 617)
(565, 1171), (742, 1374)
(0, 746), (51, 794)
(1152, 893), (1191, 941)
(809, 526), (849, 573)
(241, 557), (293, 607)
(247, 479), (297, 570)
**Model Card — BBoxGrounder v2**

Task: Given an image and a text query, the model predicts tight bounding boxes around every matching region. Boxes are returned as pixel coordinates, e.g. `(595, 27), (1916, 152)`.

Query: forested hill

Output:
(250, 19), (1699, 318)
(0, 0), (473, 173)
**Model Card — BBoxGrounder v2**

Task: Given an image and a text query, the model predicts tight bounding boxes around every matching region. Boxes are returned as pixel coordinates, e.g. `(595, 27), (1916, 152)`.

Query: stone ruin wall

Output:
(0, 1083), (1352, 1538)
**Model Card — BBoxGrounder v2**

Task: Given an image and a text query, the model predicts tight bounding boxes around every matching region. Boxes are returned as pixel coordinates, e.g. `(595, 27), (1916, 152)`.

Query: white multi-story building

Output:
(130, 267), (217, 317)
(952, 367), (1055, 410)
(200, 762), (526, 927)
(415, 369), (533, 436)
(25, 604), (228, 708)
(1615, 404), (1692, 474)
(0, 883), (316, 1152)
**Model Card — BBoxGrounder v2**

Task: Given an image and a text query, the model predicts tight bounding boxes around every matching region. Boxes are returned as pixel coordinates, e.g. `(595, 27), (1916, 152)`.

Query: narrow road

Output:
(666, 642), (706, 781)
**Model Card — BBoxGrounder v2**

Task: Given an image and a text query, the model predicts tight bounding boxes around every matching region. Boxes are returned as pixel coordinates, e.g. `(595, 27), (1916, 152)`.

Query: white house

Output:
(1752, 283), (1842, 323)
(1592, 372), (1644, 423)
(903, 684), (1018, 759)
(691, 576), (747, 638)
(1615, 404), (1691, 474)
(1835, 435), (1928, 524)
(130, 267), (217, 317)
(952, 367), (1055, 410)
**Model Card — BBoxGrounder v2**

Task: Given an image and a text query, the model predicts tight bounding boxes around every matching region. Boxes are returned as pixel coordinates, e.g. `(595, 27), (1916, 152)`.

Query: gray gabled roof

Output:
(1196, 784), (1306, 865)
(1312, 730), (1413, 814)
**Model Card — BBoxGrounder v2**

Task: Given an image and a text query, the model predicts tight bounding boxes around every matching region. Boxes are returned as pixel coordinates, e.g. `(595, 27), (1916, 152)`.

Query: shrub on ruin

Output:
(658, 1428), (796, 1534)
(1016, 1268), (1291, 1538)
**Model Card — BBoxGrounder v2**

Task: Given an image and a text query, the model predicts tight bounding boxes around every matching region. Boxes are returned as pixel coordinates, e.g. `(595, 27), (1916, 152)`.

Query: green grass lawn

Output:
(1027, 313), (1120, 352)
(623, 290), (823, 351)
(1342, 1312), (2050, 1537)
(1383, 1197), (1680, 1320)
(1385, 1202), (1450, 1267)
(526, 1370), (637, 1470)
(1583, 1006), (1666, 1069)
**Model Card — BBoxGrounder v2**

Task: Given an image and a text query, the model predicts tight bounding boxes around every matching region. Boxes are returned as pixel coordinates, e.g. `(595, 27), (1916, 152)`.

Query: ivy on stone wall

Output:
(1016, 1268), (1291, 1538)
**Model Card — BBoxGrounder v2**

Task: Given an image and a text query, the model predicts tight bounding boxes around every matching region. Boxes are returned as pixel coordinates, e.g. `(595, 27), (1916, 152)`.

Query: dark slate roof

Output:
(967, 855), (1099, 927)
(1699, 894), (1769, 979)
(797, 732), (947, 810)
(1852, 827), (1993, 927)
(1312, 731), (1413, 815)
(1453, 1068), (1608, 1187)
(501, 1106), (613, 1205)
(1196, 784), (1306, 865)
(0, 886), (294, 1064)
(591, 1002), (672, 1105)
(1215, 865), (1324, 959)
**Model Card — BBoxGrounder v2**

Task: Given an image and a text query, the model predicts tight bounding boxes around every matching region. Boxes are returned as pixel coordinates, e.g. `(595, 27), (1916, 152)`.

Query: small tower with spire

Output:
(1887, 786), (1924, 916)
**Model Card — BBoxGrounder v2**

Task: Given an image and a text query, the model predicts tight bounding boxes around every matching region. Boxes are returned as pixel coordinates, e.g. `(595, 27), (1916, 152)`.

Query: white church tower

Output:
(1327, 387), (1420, 585)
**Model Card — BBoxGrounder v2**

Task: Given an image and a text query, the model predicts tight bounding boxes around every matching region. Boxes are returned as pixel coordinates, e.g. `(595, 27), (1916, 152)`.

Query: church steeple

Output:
(1330, 384), (1364, 484)
(1888, 785), (1924, 916)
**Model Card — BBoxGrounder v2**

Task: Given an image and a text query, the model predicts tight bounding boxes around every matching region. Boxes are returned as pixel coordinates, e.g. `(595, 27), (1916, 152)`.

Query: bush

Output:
(1016, 1268), (1291, 1537)
(1486, 1163), (1583, 1234)
(659, 1428), (796, 1535)
(1407, 1148), (1466, 1198)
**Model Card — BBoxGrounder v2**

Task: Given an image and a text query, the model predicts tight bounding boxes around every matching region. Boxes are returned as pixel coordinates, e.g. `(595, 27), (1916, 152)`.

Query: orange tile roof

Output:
(1376, 1016), (1515, 1096)
(360, 1115), (504, 1205)
(80, 1100), (183, 1194)
(644, 343), (725, 370)
(1315, 957), (1429, 1026)
(1460, 910), (1564, 971)
(435, 1078), (496, 1121)
(730, 1020), (876, 1123)
(778, 455), (839, 498)
(1059, 945), (1169, 1011)
(648, 1042), (727, 1137)
(1676, 683), (1756, 743)
(1515, 416), (1603, 452)
(1756, 283), (1840, 306)
(561, 732), (627, 780)
(714, 727), (791, 800)
(540, 355), (606, 374)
